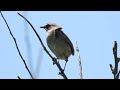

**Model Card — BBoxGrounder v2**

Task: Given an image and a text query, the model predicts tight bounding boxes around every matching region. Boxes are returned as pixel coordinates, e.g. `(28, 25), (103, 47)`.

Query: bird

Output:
(40, 22), (74, 71)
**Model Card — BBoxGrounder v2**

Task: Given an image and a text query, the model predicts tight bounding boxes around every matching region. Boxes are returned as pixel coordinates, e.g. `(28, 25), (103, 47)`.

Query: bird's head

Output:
(40, 22), (62, 31)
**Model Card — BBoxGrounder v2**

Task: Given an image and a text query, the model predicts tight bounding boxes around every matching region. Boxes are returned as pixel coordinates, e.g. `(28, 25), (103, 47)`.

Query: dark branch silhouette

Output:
(110, 41), (120, 79)
(18, 13), (68, 79)
(17, 76), (21, 79)
(0, 11), (34, 79)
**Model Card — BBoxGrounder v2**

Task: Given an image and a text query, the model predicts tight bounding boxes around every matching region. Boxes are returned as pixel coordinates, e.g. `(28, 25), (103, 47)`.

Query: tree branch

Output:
(76, 41), (83, 79)
(0, 11), (34, 79)
(110, 41), (120, 79)
(17, 76), (21, 79)
(17, 13), (68, 79)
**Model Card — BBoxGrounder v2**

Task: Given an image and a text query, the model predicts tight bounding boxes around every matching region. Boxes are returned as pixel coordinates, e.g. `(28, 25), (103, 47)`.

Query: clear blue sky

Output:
(0, 11), (120, 79)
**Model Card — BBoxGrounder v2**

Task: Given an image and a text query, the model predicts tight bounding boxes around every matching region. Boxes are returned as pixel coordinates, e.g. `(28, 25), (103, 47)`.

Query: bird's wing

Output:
(55, 28), (74, 55)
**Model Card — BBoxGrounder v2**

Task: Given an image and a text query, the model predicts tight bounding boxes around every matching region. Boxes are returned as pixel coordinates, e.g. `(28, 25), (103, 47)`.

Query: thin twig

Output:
(17, 76), (21, 79)
(110, 41), (120, 79)
(17, 13), (68, 79)
(0, 11), (34, 79)
(76, 41), (83, 79)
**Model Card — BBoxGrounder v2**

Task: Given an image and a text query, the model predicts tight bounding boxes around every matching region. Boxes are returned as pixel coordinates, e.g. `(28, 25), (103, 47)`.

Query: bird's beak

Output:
(40, 26), (45, 28)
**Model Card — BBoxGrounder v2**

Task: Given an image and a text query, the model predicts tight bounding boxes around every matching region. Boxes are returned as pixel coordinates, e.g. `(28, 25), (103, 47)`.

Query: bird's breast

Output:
(46, 31), (71, 61)
(46, 31), (56, 51)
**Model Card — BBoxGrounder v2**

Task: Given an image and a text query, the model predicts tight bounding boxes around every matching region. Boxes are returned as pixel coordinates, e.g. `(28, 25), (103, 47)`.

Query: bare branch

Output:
(17, 76), (21, 79)
(17, 13), (68, 79)
(117, 57), (120, 62)
(110, 41), (120, 79)
(109, 64), (114, 74)
(76, 41), (83, 79)
(0, 11), (34, 79)
(115, 70), (120, 79)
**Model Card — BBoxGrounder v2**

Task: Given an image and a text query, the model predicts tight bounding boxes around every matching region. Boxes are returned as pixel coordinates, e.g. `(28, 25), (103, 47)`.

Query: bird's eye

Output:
(46, 24), (51, 29)
(46, 24), (49, 27)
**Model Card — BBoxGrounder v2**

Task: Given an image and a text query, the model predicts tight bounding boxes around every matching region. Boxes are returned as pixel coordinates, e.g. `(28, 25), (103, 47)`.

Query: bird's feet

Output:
(61, 69), (64, 73)
(53, 57), (58, 65)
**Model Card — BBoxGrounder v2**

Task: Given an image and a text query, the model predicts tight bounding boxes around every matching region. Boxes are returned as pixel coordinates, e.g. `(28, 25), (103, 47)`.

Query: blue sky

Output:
(0, 11), (120, 79)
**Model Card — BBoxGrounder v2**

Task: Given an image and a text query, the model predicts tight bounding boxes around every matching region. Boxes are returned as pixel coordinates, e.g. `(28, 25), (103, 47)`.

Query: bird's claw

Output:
(53, 57), (57, 65)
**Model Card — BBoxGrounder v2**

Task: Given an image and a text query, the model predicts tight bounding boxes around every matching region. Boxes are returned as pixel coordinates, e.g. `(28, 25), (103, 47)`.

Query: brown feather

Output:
(64, 38), (74, 56)
(55, 28), (74, 56)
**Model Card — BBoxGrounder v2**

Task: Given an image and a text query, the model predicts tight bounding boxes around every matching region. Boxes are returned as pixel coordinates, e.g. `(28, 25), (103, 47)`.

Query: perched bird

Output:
(40, 22), (74, 71)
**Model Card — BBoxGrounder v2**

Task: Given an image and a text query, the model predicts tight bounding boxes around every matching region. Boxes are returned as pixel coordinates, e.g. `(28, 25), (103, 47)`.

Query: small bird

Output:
(40, 22), (74, 71)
